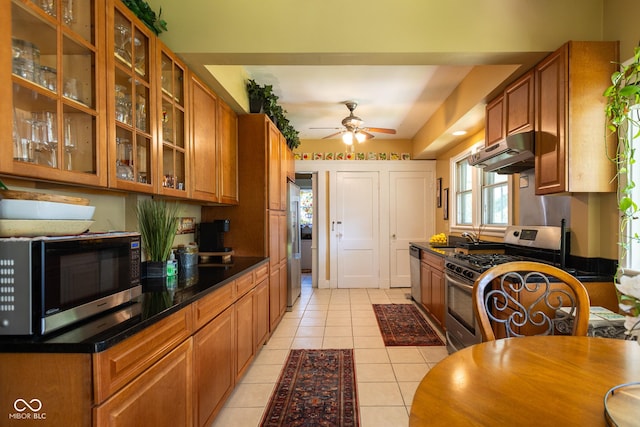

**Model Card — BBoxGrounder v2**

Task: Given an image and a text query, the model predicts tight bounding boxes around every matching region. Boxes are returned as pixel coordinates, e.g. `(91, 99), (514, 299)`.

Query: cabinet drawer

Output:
(236, 272), (255, 298)
(421, 251), (444, 270)
(94, 338), (193, 427)
(193, 282), (235, 330)
(93, 307), (193, 404)
(254, 263), (269, 283)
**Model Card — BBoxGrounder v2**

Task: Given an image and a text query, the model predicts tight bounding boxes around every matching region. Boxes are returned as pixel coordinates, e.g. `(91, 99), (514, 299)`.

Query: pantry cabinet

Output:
(201, 114), (292, 333)
(535, 41), (618, 194)
(3, 0), (107, 186)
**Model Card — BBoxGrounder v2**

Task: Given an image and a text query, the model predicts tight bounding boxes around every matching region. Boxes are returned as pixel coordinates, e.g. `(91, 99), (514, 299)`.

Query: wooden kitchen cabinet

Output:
(535, 41), (618, 194)
(93, 306), (194, 404)
(94, 338), (193, 427)
(156, 40), (188, 196)
(420, 251), (445, 329)
(236, 288), (255, 380)
(485, 70), (534, 146)
(193, 305), (235, 427)
(505, 70), (534, 136)
(255, 273), (270, 347)
(190, 73), (219, 202)
(218, 100), (239, 204)
(3, 0), (107, 187)
(107, 0), (157, 193)
(269, 210), (288, 329)
(202, 114), (291, 333)
(484, 95), (504, 146)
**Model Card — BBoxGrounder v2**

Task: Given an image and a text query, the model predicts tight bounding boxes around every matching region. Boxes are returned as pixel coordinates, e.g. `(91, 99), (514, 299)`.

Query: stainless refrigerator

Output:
(287, 182), (302, 309)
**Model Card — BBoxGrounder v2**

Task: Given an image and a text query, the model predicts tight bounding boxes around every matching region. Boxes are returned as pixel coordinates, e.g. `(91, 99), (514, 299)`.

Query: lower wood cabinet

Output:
(194, 305), (235, 427)
(94, 339), (193, 427)
(236, 288), (255, 380)
(0, 262), (270, 427)
(255, 276), (270, 347)
(420, 251), (445, 329)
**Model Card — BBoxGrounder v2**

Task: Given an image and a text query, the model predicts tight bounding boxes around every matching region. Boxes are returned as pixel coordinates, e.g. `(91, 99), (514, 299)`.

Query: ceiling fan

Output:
(312, 101), (396, 145)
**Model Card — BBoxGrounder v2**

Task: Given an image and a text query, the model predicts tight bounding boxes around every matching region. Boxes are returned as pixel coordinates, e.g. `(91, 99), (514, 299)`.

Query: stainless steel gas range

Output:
(445, 225), (570, 353)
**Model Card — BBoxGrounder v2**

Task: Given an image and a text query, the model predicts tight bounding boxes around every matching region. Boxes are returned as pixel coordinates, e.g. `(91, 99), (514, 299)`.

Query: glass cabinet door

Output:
(108, 3), (154, 191)
(7, 0), (106, 186)
(158, 45), (187, 196)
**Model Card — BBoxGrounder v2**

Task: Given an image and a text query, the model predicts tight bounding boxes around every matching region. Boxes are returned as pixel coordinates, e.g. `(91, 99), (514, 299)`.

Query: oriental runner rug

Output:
(260, 349), (359, 427)
(373, 304), (445, 346)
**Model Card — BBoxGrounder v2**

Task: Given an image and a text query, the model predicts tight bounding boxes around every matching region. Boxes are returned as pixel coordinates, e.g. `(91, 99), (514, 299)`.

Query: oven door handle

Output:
(445, 273), (475, 292)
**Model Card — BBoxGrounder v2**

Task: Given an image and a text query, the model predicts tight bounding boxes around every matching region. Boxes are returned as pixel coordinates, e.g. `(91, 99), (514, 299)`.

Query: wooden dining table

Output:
(409, 336), (640, 426)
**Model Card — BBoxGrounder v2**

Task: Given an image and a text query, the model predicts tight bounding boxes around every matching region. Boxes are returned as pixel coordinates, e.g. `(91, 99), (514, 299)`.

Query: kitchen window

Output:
(450, 143), (512, 236)
(622, 106), (640, 274)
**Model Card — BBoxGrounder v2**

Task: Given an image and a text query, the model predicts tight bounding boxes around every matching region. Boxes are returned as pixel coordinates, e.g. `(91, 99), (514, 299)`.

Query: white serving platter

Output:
(0, 220), (94, 237)
(0, 199), (95, 220)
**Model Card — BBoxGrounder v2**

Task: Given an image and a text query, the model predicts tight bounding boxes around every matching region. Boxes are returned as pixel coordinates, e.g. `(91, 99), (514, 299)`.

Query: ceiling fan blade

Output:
(359, 131), (375, 140)
(365, 127), (397, 134)
(322, 131), (344, 139)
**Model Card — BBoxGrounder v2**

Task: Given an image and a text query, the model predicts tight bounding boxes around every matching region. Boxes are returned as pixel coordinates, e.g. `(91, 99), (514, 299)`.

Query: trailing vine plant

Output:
(604, 46), (640, 326)
(604, 46), (640, 270)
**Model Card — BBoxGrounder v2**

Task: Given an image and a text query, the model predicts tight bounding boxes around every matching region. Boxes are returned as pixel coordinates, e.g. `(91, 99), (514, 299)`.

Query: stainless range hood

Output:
(468, 131), (535, 174)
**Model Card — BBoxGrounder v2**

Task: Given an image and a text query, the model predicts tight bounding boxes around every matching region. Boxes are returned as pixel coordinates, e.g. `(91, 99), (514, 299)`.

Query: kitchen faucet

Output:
(461, 231), (480, 243)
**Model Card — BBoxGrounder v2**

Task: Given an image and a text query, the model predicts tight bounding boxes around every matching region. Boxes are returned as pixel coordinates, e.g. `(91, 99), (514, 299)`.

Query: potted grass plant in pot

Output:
(136, 199), (179, 278)
(604, 46), (640, 340)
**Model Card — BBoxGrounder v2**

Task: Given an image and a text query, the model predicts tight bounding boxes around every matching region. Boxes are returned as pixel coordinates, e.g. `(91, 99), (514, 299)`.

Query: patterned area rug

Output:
(373, 304), (445, 346)
(260, 349), (359, 427)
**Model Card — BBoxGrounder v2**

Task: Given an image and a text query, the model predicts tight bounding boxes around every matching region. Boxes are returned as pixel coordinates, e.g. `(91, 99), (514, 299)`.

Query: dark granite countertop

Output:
(0, 257), (268, 354)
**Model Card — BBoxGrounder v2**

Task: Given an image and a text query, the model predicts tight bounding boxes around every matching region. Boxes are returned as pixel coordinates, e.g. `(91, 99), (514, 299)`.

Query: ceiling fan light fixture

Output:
(342, 132), (354, 145)
(355, 132), (366, 143)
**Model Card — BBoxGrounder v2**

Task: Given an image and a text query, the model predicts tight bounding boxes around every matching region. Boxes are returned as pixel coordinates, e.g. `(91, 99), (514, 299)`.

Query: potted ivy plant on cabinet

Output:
(604, 45), (640, 338)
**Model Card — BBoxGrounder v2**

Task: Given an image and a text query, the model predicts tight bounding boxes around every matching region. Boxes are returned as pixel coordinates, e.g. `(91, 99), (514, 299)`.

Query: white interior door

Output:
(336, 171), (379, 288)
(389, 171), (433, 287)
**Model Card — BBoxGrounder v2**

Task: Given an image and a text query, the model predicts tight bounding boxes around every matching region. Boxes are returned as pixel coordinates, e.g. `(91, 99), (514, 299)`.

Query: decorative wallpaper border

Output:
(296, 152), (411, 160)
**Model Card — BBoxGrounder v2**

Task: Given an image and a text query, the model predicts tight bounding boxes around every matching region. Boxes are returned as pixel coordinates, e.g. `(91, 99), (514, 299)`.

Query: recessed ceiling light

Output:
(452, 130), (467, 136)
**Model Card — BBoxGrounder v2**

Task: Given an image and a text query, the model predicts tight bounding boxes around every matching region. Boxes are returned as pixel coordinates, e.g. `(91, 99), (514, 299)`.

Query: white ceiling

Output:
(243, 64), (474, 141)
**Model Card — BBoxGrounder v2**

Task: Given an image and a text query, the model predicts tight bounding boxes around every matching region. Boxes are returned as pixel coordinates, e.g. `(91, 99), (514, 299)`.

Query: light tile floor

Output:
(211, 274), (449, 427)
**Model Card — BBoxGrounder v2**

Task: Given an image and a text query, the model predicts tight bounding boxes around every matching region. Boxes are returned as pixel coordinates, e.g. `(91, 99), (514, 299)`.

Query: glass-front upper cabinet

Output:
(3, 0), (107, 186)
(157, 41), (188, 197)
(107, 1), (154, 192)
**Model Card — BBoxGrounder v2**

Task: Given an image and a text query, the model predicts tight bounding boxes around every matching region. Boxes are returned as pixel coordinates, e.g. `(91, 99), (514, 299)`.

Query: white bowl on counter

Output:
(0, 199), (95, 220)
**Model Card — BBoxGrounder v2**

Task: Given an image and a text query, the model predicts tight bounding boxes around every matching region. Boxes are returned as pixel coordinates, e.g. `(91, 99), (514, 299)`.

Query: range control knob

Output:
(513, 230), (520, 237)
(464, 270), (475, 279)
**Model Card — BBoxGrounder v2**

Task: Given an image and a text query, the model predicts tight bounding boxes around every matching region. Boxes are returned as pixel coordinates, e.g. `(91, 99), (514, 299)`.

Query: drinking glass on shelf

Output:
(13, 110), (34, 162)
(62, 0), (74, 25)
(64, 116), (76, 170)
(114, 24), (130, 61)
(115, 85), (132, 125)
(39, 0), (55, 16)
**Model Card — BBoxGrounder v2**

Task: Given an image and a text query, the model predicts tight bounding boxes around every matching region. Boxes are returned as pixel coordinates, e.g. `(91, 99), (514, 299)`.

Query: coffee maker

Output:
(197, 219), (231, 253)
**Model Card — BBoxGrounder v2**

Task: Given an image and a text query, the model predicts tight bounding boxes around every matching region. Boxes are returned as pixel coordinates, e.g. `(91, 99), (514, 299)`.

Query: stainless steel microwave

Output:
(0, 232), (142, 336)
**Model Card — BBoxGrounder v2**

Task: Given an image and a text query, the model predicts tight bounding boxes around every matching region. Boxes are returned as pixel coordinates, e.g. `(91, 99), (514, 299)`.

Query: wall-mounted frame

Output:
(436, 178), (442, 207)
(443, 188), (449, 220)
